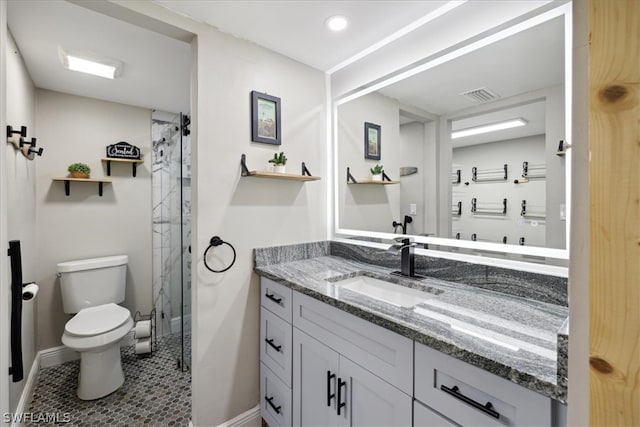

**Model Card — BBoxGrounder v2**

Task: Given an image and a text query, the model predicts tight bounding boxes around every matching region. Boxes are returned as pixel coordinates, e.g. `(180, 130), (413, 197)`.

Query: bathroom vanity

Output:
(255, 242), (568, 427)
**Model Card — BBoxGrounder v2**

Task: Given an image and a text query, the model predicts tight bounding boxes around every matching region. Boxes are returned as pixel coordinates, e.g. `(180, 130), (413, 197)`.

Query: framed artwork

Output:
(251, 91), (281, 145)
(364, 122), (381, 160)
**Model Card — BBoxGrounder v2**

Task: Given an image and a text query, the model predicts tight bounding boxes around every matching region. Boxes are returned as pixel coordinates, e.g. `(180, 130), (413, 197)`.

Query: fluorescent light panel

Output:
(66, 55), (117, 79)
(451, 118), (527, 139)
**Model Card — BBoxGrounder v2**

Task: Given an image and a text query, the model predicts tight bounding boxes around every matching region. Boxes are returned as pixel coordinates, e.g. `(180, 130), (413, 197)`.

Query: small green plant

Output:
(68, 163), (91, 175)
(370, 164), (383, 175)
(268, 152), (288, 166)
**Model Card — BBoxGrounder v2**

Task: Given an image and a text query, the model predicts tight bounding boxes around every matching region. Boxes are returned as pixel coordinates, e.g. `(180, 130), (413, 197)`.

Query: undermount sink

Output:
(336, 275), (439, 308)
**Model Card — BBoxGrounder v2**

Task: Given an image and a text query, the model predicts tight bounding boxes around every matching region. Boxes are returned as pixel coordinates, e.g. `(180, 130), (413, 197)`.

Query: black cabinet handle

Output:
(327, 371), (336, 406)
(265, 395), (281, 414)
(337, 377), (347, 416)
(265, 292), (283, 305)
(265, 338), (282, 352)
(440, 384), (500, 419)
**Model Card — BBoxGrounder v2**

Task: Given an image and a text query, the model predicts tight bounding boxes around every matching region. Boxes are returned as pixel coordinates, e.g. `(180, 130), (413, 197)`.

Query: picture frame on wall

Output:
(364, 122), (381, 160)
(251, 90), (281, 145)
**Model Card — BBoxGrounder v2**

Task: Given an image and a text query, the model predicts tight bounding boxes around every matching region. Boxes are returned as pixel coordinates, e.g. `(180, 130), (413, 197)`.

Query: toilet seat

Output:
(65, 303), (130, 337)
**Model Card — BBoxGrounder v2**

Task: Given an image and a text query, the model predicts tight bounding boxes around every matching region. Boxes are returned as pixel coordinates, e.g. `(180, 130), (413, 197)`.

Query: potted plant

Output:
(269, 152), (288, 173)
(68, 163), (91, 179)
(370, 164), (384, 181)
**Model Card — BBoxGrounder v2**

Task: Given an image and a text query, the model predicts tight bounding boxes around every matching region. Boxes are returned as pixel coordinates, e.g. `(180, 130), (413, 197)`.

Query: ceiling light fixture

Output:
(59, 48), (122, 80)
(451, 118), (527, 139)
(326, 15), (348, 32)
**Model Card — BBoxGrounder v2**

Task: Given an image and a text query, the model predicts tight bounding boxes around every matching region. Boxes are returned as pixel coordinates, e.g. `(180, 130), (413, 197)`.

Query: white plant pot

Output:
(274, 164), (286, 174)
(371, 174), (382, 181)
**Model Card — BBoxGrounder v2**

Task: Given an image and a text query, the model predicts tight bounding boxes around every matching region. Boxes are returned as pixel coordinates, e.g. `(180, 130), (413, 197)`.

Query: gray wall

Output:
(338, 92), (401, 233)
(34, 89), (153, 351)
(190, 21), (327, 426)
(6, 29), (37, 413)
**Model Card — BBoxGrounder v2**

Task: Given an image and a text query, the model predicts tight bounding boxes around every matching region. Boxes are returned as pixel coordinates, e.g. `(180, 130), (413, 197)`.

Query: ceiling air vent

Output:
(460, 87), (500, 103)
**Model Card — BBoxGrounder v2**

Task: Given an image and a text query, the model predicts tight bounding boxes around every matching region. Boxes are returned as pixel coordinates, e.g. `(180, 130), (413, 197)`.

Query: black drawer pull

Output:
(327, 371), (336, 406)
(265, 292), (283, 305)
(337, 377), (347, 416)
(265, 338), (282, 352)
(265, 395), (281, 414)
(440, 385), (500, 419)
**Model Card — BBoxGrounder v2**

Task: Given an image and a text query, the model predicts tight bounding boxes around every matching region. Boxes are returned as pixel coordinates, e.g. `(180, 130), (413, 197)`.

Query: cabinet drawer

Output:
(415, 343), (551, 427)
(260, 363), (292, 427)
(261, 278), (293, 323)
(414, 400), (459, 427)
(293, 291), (413, 395)
(260, 307), (292, 387)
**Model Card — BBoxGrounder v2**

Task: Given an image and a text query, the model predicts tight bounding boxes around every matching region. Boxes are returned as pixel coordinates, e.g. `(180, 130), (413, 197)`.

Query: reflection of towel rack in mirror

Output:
(451, 169), (461, 184)
(471, 234), (508, 244)
(522, 161), (546, 179)
(521, 200), (546, 219)
(471, 198), (507, 215)
(451, 201), (462, 216)
(471, 164), (507, 182)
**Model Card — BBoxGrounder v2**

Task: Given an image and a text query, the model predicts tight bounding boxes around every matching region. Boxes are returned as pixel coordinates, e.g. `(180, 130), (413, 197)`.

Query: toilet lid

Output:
(65, 303), (131, 337)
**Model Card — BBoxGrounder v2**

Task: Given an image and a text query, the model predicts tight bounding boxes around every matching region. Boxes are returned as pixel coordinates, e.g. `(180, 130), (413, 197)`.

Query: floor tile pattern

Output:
(26, 333), (191, 426)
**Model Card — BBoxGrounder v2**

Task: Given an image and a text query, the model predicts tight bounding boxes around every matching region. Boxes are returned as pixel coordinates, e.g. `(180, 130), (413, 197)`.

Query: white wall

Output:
(190, 26), (327, 425)
(338, 92), (401, 233)
(34, 90), (152, 351)
(399, 122), (426, 234)
(6, 29), (37, 412)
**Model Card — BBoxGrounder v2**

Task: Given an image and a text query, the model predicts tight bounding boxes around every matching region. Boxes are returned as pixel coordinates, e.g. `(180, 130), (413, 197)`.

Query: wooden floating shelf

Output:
(556, 151), (567, 156)
(52, 177), (113, 197)
(348, 180), (399, 185)
(242, 170), (321, 181)
(101, 157), (144, 177)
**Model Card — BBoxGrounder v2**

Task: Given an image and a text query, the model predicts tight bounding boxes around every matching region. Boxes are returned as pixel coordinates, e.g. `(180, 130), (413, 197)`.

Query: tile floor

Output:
(26, 333), (191, 426)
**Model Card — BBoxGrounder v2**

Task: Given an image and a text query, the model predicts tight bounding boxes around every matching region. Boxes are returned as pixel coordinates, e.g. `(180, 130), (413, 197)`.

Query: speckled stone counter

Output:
(254, 241), (569, 402)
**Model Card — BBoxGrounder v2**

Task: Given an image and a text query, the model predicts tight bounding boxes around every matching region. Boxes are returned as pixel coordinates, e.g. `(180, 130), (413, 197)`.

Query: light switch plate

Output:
(409, 204), (417, 215)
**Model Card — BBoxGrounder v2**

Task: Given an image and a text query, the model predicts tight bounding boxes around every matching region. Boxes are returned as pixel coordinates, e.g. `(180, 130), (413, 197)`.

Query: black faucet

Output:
(388, 237), (421, 278)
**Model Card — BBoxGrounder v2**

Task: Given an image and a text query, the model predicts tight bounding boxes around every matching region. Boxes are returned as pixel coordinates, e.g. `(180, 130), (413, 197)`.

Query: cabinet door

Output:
(339, 356), (412, 427)
(293, 328), (340, 427)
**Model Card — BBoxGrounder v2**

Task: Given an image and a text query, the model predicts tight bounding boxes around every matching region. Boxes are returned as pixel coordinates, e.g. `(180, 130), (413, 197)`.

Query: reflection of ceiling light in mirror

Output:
(451, 118), (527, 139)
(59, 48), (122, 79)
(326, 15), (348, 32)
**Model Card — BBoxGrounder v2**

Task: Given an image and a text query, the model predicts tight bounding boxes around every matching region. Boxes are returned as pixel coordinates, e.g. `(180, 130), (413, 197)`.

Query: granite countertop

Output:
(255, 254), (569, 402)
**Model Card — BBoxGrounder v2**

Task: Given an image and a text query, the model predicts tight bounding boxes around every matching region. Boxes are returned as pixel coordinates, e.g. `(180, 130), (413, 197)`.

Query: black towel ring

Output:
(203, 236), (236, 273)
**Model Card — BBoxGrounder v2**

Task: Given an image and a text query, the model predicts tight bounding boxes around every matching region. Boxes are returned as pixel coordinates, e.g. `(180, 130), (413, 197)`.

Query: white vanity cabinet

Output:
(293, 328), (412, 426)
(259, 277), (563, 427)
(415, 343), (552, 427)
(260, 278), (294, 427)
(292, 291), (413, 427)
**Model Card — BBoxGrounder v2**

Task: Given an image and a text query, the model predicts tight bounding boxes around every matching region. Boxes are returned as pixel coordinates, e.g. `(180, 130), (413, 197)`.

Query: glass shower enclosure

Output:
(151, 111), (191, 371)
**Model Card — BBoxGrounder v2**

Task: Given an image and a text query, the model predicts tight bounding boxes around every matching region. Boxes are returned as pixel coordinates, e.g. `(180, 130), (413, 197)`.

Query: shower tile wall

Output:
(152, 113), (191, 336)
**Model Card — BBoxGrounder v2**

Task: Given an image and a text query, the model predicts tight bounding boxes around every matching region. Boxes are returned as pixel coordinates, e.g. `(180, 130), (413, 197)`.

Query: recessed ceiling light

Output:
(326, 15), (348, 32)
(59, 48), (122, 80)
(451, 118), (527, 139)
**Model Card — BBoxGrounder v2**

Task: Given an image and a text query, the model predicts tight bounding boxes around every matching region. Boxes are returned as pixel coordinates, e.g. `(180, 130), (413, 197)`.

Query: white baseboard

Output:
(214, 405), (260, 427)
(40, 330), (136, 368)
(10, 356), (40, 427)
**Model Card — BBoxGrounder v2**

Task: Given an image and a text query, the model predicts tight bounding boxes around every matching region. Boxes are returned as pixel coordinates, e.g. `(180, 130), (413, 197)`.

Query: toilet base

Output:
(77, 344), (125, 400)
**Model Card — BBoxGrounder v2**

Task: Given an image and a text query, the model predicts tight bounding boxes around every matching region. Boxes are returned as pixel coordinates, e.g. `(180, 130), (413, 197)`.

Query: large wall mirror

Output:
(333, 4), (571, 266)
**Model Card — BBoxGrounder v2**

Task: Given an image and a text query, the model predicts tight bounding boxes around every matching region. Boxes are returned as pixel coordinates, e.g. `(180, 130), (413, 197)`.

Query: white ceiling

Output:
(380, 16), (564, 115)
(153, 0), (450, 72)
(6, 0), (564, 131)
(7, 0), (191, 114)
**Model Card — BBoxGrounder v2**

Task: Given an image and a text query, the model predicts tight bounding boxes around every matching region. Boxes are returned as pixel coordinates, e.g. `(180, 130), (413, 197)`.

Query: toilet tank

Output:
(58, 255), (128, 313)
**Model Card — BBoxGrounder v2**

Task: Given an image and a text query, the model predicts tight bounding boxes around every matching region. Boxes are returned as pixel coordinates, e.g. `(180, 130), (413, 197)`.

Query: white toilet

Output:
(58, 255), (133, 400)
